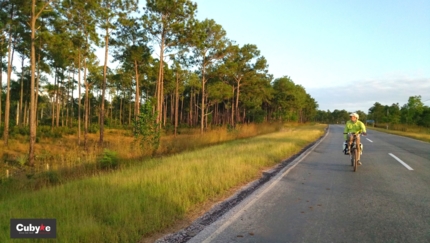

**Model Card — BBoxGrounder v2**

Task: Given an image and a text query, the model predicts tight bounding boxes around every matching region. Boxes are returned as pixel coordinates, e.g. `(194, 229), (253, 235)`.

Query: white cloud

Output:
(308, 78), (430, 113)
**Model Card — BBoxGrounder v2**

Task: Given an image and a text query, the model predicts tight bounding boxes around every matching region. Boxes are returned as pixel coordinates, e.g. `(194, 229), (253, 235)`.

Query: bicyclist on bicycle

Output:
(344, 112), (367, 165)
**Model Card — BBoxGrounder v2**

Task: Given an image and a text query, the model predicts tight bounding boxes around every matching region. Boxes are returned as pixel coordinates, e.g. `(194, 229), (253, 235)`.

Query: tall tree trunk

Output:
(16, 104), (19, 126)
(55, 75), (63, 127)
(170, 93), (174, 124)
(28, 0), (38, 166)
(235, 78), (242, 123)
(70, 71), (74, 128)
(56, 76), (61, 127)
(52, 71), (56, 128)
(84, 44), (89, 150)
(119, 93), (123, 126)
(66, 72), (71, 127)
(3, 21), (14, 146)
(189, 88), (193, 126)
(163, 96), (167, 126)
(156, 30), (165, 127)
(222, 105), (226, 125)
(180, 96), (184, 124)
(231, 86), (235, 127)
(19, 56), (24, 126)
(77, 51), (82, 145)
(134, 59), (140, 121)
(61, 95), (65, 127)
(36, 46), (41, 126)
(128, 94), (131, 125)
(56, 71), (61, 127)
(200, 66), (206, 134)
(174, 71), (179, 136)
(205, 95), (210, 128)
(23, 102), (28, 126)
(195, 93), (199, 126)
(51, 95), (55, 128)
(99, 16), (109, 146)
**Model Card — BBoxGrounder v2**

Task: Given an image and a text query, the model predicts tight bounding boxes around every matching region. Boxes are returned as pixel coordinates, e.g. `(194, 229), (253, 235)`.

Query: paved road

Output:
(188, 125), (430, 243)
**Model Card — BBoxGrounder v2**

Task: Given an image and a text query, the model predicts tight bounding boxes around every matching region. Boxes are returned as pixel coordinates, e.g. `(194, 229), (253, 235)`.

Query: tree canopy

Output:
(0, 0), (320, 163)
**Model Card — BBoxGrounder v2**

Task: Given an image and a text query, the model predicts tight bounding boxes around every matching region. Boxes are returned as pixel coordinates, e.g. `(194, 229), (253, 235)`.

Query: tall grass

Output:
(370, 123), (430, 142)
(0, 124), (326, 243)
(0, 123), (283, 183)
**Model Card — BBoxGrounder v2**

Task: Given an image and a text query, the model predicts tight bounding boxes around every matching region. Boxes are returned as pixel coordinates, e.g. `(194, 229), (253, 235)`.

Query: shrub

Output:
(98, 149), (119, 170)
(38, 171), (61, 185)
(9, 125), (30, 137)
(134, 100), (160, 156)
(17, 155), (27, 167)
(89, 124), (99, 134)
(36, 126), (62, 138)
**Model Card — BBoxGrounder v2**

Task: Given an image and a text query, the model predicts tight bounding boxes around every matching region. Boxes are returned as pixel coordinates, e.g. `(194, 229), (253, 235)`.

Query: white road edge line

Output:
(388, 153), (413, 171)
(366, 138), (373, 142)
(199, 126), (330, 243)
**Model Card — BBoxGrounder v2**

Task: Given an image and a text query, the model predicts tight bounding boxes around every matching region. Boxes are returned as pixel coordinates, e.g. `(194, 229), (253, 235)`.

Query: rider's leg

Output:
(347, 134), (353, 152)
(356, 135), (362, 164)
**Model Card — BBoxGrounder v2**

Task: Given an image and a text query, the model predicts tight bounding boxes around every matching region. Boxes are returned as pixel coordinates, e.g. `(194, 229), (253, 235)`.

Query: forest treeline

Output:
(0, 0), (318, 164)
(315, 95), (430, 127)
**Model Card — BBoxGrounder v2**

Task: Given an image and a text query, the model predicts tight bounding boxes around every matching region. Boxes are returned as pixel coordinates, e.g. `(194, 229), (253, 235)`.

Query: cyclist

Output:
(343, 112), (367, 165)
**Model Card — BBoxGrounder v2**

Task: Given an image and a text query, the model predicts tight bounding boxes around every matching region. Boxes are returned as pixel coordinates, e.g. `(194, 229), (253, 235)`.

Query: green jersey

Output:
(344, 120), (366, 140)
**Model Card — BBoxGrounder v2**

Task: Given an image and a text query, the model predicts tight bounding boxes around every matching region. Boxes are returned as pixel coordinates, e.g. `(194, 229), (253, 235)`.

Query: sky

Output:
(192, 0), (430, 112)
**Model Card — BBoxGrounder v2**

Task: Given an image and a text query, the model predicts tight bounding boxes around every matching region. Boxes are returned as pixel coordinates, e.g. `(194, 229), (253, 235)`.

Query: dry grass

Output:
(0, 123), (283, 182)
(369, 124), (430, 143)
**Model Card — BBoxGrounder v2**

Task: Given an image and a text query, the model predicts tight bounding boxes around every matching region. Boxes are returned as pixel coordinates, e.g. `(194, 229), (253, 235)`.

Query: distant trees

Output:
(367, 96), (429, 127)
(401, 96), (424, 125)
(315, 109), (349, 124)
(317, 95), (429, 128)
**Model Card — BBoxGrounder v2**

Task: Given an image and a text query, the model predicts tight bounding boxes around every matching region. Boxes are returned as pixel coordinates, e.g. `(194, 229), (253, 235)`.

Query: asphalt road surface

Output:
(188, 125), (430, 243)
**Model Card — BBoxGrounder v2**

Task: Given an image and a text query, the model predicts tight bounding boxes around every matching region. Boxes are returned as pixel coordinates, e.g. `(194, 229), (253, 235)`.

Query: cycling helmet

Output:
(349, 113), (359, 119)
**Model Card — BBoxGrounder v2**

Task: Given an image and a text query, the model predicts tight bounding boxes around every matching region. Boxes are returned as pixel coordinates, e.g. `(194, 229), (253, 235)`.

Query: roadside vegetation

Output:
(0, 122), (283, 188)
(0, 123), (326, 243)
(368, 124), (430, 143)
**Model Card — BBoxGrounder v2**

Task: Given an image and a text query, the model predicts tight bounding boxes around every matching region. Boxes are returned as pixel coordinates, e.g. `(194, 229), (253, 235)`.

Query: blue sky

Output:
(193, 0), (430, 112)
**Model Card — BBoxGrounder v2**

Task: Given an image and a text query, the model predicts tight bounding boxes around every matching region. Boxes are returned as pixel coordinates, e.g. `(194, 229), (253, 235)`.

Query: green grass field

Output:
(0, 124), (326, 243)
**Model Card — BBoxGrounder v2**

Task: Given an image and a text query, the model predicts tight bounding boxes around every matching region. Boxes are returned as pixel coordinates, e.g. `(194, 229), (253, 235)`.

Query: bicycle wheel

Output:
(353, 148), (358, 172)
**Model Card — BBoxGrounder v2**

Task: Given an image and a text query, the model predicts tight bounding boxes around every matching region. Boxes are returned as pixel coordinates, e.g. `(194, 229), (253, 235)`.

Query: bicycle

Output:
(343, 132), (362, 172)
